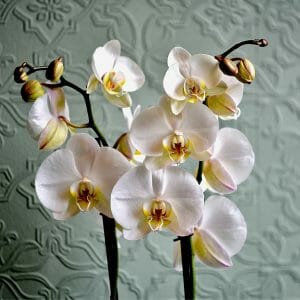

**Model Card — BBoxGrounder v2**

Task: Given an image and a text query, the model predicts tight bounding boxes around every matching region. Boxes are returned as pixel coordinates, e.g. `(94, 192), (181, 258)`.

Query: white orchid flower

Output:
(130, 96), (219, 170)
(27, 88), (71, 150)
(173, 195), (246, 269)
(35, 133), (131, 220)
(87, 40), (145, 108)
(111, 165), (204, 240)
(202, 128), (255, 194)
(163, 47), (223, 115)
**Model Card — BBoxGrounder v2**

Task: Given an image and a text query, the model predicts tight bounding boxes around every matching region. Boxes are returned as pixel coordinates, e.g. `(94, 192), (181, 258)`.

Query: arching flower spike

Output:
(111, 165), (204, 240)
(87, 40), (145, 108)
(35, 133), (131, 220)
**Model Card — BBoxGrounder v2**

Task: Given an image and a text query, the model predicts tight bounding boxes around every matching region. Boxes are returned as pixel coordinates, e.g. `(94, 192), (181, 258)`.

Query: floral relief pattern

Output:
(1, 0), (300, 299)
(26, 0), (72, 29)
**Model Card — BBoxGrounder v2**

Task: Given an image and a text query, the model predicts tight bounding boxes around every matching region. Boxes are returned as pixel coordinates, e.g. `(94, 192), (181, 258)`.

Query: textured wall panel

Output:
(0, 0), (300, 299)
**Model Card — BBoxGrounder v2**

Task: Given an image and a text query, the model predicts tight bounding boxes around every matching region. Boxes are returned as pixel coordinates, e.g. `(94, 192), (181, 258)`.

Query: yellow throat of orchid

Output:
(183, 78), (206, 103)
(163, 132), (191, 163)
(70, 179), (101, 212)
(102, 71), (126, 96)
(143, 199), (172, 231)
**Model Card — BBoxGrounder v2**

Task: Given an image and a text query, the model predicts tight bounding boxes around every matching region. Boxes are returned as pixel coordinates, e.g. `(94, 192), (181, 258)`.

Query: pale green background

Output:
(0, 0), (300, 299)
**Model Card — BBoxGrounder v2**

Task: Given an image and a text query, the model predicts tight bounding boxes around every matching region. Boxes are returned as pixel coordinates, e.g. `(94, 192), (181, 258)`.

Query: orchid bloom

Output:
(202, 128), (255, 194)
(35, 133), (131, 220)
(174, 195), (246, 269)
(27, 88), (71, 150)
(163, 47), (223, 115)
(111, 165), (204, 240)
(129, 96), (219, 170)
(87, 40), (145, 108)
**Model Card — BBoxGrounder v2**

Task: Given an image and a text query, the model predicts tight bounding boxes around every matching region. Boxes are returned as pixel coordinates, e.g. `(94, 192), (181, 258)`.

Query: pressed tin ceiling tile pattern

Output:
(0, 0), (300, 299)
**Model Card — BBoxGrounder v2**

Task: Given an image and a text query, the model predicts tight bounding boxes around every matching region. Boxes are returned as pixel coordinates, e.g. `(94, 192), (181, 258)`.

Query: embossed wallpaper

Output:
(0, 0), (300, 299)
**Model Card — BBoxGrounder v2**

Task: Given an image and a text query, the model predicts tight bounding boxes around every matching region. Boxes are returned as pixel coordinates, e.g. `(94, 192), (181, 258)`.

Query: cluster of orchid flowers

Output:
(14, 38), (267, 299)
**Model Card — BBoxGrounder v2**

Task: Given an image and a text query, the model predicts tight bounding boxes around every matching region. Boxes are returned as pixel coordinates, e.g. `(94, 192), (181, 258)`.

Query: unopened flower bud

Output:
(46, 57), (64, 82)
(218, 58), (238, 77)
(14, 66), (28, 83)
(21, 80), (44, 102)
(236, 59), (255, 84)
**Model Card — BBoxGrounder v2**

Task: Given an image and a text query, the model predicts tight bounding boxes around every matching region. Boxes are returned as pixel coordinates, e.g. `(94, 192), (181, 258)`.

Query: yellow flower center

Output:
(183, 78), (206, 103)
(143, 200), (171, 231)
(102, 71), (126, 96)
(163, 132), (191, 163)
(70, 179), (101, 212)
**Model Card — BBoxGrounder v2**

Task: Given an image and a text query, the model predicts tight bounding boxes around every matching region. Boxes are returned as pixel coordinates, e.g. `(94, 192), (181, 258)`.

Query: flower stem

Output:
(179, 161), (203, 300)
(102, 215), (119, 300)
(215, 38), (268, 60)
(180, 235), (195, 300)
(60, 77), (109, 146)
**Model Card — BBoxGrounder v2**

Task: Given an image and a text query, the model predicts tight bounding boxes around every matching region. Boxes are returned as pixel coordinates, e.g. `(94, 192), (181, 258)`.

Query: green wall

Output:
(0, 0), (300, 299)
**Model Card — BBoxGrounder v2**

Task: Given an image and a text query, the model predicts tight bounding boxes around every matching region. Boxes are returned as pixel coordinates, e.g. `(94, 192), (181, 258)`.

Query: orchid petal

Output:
(200, 195), (247, 257)
(92, 40), (121, 80)
(52, 202), (79, 220)
(167, 47), (191, 68)
(130, 106), (173, 155)
(203, 159), (237, 194)
(35, 149), (81, 213)
(38, 118), (69, 150)
(66, 133), (99, 177)
(162, 166), (204, 236)
(87, 74), (100, 94)
(88, 147), (132, 217)
(170, 98), (187, 115)
(48, 88), (67, 117)
(206, 94), (238, 118)
(123, 222), (151, 240)
(192, 228), (233, 268)
(181, 102), (219, 153)
(27, 94), (52, 139)
(222, 74), (244, 106)
(163, 64), (186, 100)
(111, 166), (155, 229)
(102, 88), (132, 108)
(189, 54), (221, 87)
(114, 56), (145, 92)
(144, 154), (173, 170)
(212, 128), (255, 184)
(159, 96), (183, 128)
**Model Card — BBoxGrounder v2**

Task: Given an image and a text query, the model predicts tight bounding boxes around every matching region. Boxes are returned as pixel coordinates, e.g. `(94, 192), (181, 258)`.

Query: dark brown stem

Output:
(215, 38), (268, 60)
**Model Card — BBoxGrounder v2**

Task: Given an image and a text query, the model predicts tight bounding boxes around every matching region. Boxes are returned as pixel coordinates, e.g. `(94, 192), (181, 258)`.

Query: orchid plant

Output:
(14, 38), (268, 300)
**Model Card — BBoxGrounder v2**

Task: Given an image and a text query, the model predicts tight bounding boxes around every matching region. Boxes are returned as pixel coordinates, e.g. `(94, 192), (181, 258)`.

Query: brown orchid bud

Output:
(218, 58), (238, 77)
(14, 66), (28, 83)
(236, 59), (255, 84)
(46, 57), (64, 82)
(21, 80), (44, 102)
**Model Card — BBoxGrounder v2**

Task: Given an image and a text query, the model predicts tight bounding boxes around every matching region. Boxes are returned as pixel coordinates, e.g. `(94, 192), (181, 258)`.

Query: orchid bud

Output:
(236, 59), (255, 84)
(14, 66), (28, 83)
(218, 58), (238, 77)
(21, 80), (44, 102)
(46, 57), (64, 82)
